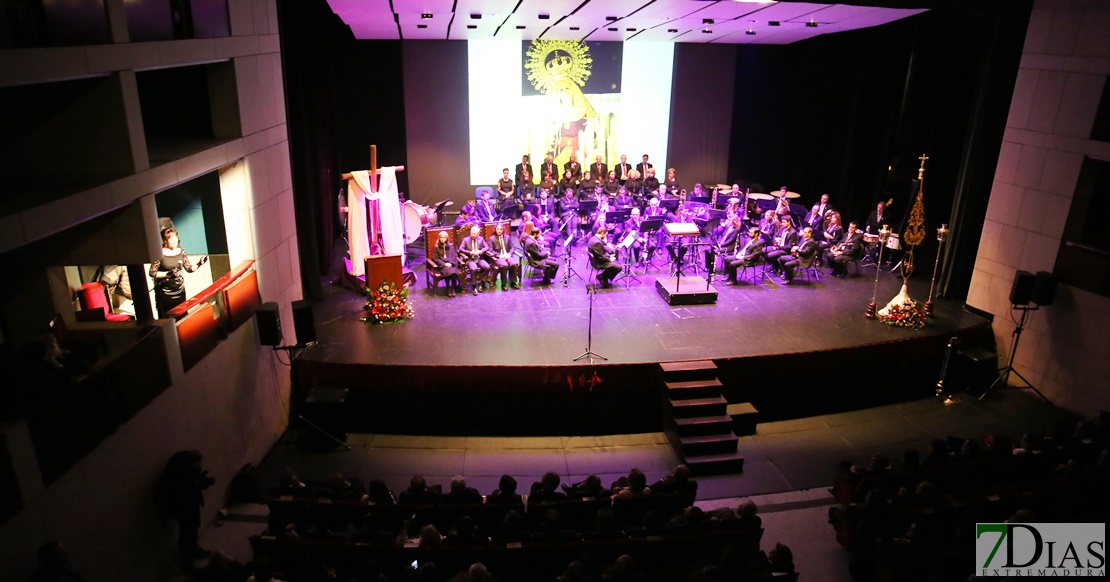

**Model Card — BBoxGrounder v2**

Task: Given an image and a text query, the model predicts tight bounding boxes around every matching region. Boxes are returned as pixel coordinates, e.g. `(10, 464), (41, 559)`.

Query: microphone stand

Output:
(561, 233), (582, 287)
(573, 282), (606, 362)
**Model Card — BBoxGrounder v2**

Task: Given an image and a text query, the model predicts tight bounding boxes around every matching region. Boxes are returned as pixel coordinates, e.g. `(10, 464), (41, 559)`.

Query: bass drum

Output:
(886, 233), (902, 250)
(402, 201), (436, 243)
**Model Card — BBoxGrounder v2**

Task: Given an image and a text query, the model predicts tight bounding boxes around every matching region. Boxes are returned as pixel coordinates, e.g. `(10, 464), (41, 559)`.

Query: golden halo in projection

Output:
(525, 40), (593, 94)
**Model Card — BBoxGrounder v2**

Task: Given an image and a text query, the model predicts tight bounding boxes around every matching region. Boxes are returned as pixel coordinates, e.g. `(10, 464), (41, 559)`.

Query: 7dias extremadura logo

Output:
(976, 523), (1105, 577)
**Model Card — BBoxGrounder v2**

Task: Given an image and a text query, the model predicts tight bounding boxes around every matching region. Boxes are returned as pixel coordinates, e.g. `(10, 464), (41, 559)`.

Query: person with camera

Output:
(156, 450), (216, 572)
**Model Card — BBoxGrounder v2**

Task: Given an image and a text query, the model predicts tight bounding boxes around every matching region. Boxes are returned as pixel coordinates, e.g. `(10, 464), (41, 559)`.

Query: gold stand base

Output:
(865, 301), (878, 319)
(924, 299), (934, 317)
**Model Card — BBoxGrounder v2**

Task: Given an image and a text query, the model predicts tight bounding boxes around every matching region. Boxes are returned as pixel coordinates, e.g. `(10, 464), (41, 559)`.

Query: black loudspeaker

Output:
(956, 347), (998, 395)
(291, 300), (316, 344)
(1009, 270), (1036, 305)
(256, 302), (282, 346)
(1033, 271), (1058, 306)
(301, 388), (348, 447)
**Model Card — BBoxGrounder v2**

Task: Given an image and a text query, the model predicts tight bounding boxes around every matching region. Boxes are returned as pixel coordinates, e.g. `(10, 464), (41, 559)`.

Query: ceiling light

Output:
(703, 18), (714, 25)
(667, 28), (678, 33)
(745, 29), (756, 35)
(417, 24), (427, 28)
(806, 21), (818, 27)
(570, 26), (580, 30)
(626, 28), (636, 31)
(608, 27), (618, 31)
(516, 25), (526, 29)
(768, 21), (780, 26)
(702, 28), (712, 34)
(420, 13), (432, 19)
(467, 24), (476, 29)
(538, 14), (549, 20)
(470, 13), (480, 19)
(606, 16), (618, 21)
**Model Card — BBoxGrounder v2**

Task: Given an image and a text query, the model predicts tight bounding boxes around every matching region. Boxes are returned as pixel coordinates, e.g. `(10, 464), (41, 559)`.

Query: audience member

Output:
(486, 474), (522, 505)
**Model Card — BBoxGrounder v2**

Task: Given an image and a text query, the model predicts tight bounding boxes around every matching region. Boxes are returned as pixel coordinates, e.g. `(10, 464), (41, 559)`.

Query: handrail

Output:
(166, 260), (255, 319)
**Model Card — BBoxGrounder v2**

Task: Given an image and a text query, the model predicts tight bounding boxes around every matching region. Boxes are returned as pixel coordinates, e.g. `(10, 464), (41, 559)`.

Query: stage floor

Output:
(305, 244), (987, 368)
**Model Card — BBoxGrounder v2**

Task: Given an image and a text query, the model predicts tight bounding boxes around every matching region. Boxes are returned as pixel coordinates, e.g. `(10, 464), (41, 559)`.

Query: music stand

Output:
(613, 230), (641, 289)
(561, 231), (582, 287)
(498, 199), (522, 220)
(660, 198), (680, 212)
(605, 209), (630, 225)
(689, 195), (712, 205)
(638, 218), (664, 271)
(573, 283), (606, 362)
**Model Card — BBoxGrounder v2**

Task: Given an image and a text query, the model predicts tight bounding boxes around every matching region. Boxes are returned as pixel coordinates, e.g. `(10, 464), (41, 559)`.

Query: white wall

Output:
(966, 0), (1110, 414)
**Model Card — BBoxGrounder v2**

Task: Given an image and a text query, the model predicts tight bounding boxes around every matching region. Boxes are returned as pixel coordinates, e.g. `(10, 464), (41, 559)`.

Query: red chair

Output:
(77, 282), (131, 321)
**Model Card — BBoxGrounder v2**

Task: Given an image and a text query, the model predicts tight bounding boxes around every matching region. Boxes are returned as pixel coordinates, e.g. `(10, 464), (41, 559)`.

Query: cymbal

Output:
(715, 184), (732, 190)
(747, 193), (772, 200)
(784, 191), (801, 199)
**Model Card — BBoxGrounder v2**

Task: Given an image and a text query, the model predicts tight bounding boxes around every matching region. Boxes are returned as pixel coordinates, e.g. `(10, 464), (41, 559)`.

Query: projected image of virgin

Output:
(523, 41), (622, 182)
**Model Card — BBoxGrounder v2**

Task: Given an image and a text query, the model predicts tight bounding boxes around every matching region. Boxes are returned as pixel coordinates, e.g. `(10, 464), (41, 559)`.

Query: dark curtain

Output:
(728, 1), (1031, 301)
(667, 44), (737, 187)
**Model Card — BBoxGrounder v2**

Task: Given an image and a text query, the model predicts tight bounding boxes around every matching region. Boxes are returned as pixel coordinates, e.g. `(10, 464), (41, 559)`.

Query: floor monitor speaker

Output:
(1009, 270), (1035, 306)
(256, 302), (281, 346)
(291, 300), (316, 344)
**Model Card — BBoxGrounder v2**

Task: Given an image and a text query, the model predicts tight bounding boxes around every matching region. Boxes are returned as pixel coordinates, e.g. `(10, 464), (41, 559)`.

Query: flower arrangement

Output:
(365, 280), (414, 324)
(879, 299), (926, 329)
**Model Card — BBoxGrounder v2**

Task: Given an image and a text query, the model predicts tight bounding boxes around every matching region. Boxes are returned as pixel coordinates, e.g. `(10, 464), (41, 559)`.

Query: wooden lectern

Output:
(364, 254), (404, 291)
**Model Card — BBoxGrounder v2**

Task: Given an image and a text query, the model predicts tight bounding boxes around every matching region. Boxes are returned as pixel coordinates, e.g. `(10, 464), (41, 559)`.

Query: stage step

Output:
(669, 396), (728, 418)
(727, 402), (760, 436)
(685, 451), (746, 477)
(675, 415), (736, 437)
(660, 360), (718, 382)
(665, 378), (725, 399)
(680, 433), (739, 457)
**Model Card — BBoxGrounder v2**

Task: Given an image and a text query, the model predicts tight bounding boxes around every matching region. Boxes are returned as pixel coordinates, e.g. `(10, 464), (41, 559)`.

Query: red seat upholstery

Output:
(77, 282), (131, 321)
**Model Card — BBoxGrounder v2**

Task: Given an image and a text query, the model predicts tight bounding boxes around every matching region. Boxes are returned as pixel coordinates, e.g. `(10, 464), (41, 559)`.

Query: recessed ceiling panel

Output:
(398, 12), (450, 39)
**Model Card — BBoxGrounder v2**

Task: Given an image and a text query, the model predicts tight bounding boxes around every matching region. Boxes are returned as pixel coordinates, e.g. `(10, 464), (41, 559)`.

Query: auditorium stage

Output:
(291, 248), (993, 436)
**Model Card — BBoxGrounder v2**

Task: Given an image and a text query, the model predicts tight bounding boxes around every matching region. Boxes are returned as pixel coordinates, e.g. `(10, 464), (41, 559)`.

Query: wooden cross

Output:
(341, 145), (406, 193)
(917, 153), (929, 180)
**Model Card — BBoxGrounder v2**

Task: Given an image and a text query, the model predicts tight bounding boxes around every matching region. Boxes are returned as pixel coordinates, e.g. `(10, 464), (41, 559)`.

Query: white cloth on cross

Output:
(347, 168), (404, 276)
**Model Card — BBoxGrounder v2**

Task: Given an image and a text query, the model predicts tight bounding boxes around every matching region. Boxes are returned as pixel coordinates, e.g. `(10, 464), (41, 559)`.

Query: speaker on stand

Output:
(298, 388), (351, 451)
(256, 302), (282, 346)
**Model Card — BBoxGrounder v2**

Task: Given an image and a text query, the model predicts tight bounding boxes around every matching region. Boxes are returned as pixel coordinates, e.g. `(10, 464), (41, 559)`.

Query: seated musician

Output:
(645, 197), (672, 254)
(654, 184), (670, 201)
(715, 215), (742, 249)
(775, 186), (792, 217)
(613, 186), (634, 210)
(518, 168), (536, 202)
(724, 226), (763, 285)
(520, 210), (559, 251)
(765, 215), (799, 273)
(778, 226), (818, 284)
(825, 221), (864, 277)
(623, 207), (647, 264)
(819, 212), (844, 252)
(603, 171), (621, 195)
(520, 220), (559, 284)
(587, 225), (622, 289)
(725, 197), (742, 220)
(592, 197), (612, 235)
(455, 203), (476, 228)
(758, 210), (778, 243)
(803, 202), (825, 233)
(496, 168), (515, 201)
(459, 225), (491, 295)
(488, 222), (521, 290)
(557, 187), (579, 243)
(578, 170), (596, 194)
(431, 230), (462, 297)
(689, 183), (707, 199)
(475, 190), (498, 223)
(664, 167), (681, 194)
(625, 169), (644, 203)
(558, 169), (578, 194)
(642, 168), (660, 195)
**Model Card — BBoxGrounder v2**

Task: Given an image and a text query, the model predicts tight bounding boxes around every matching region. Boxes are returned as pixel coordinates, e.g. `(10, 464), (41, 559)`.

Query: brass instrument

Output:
(711, 187), (718, 208)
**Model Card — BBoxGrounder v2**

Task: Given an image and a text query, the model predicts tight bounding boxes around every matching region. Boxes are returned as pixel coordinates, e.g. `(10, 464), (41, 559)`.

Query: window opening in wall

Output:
(1054, 156), (1110, 297)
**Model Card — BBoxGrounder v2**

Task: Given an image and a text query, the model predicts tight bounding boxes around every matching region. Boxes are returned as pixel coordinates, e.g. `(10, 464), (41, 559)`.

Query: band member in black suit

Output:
(724, 226), (764, 285)
(803, 203), (825, 233)
(758, 210), (778, 243)
(779, 227), (818, 284)
(514, 155), (533, 186)
(488, 222), (521, 290)
(564, 154), (582, 180)
(532, 189), (559, 233)
(557, 187), (580, 243)
(775, 186), (792, 218)
(815, 193), (832, 222)
(521, 221), (559, 284)
(825, 221), (864, 277)
(459, 225), (491, 295)
(819, 212), (844, 253)
(592, 155), (607, 184)
(636, 154), (653, 180)
(614, 154), (631, 185)
(578, 171), (596, 194)
(497, 168), (515, 201)
(475, 190), (498, 223)
(613, 187), (634, 210)
(765, 216), (798, 272)
(558, 169), (578, 195)
(539, 155), (558, 186)
(645, 197), (672, 253)
(866, 200), (888, 234)
(455, 203), (477, 228)
(431, 230), (462, 297)
(715, 216), (743, 250)
(588, 226), (622, 288)
(642, 168), (660, 196)
(520, 210), (559, 250)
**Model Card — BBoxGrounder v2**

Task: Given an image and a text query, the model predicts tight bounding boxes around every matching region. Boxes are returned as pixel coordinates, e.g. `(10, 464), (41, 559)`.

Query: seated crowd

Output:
(208, 465), (800, 582)
(826, 414), (1110, 582)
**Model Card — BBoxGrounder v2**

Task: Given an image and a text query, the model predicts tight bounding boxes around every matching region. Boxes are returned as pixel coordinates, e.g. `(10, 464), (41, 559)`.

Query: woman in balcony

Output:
(149, 227), (208, 318)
